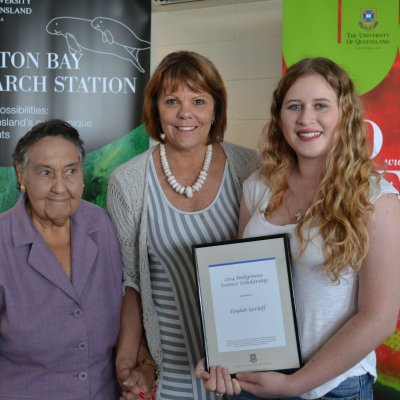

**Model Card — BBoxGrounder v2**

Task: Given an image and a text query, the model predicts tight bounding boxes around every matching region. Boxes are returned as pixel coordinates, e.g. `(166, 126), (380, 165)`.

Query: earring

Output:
(20, 184), (26, 192)
(160, 133), (166, 141)
(211, 120), (215, 125)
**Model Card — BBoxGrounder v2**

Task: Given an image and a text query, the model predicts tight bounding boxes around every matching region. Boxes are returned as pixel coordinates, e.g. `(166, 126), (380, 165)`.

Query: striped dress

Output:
(147, 158), (240, 399)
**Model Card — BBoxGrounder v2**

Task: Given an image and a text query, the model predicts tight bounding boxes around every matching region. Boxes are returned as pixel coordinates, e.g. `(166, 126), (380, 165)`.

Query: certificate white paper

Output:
(209, 258), (286, 353)
(193, 234), (302, 374)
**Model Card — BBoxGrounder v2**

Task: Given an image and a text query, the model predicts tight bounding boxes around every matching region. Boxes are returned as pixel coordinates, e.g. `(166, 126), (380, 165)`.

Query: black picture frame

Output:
(192, 234), (303, 374)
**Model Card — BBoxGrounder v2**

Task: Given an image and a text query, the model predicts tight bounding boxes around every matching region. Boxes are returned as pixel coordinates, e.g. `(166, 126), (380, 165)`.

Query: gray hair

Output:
(12, 119), (85, 191)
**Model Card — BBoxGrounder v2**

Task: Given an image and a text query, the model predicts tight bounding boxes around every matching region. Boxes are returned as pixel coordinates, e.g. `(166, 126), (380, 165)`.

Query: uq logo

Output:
(359, 9), (378, 31)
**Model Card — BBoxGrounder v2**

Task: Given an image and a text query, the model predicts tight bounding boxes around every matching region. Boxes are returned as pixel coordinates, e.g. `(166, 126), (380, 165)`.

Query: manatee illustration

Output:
(46, 17), (90, 56)
(46, 16), (150, 72)
(91, 17), (150, 73)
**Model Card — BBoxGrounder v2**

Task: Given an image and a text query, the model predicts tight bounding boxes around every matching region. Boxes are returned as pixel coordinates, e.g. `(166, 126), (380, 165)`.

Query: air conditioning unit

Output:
(153, 0), (204, 5)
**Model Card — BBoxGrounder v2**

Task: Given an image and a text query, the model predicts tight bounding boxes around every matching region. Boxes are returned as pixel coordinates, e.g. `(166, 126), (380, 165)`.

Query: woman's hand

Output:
(195, 358), (241, 396)
(236, 370), (295, 398)
(195, 358), (296, 398)
(118, 362), (155, 400)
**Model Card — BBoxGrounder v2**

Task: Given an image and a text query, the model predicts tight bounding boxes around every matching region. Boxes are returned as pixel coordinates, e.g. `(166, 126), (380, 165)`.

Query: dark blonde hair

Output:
(142, 51), (227, 143)
(260, 57), (379, 282)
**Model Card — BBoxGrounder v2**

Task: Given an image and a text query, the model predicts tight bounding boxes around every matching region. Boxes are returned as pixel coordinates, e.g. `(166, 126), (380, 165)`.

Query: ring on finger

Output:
(216, 393), (224, 399)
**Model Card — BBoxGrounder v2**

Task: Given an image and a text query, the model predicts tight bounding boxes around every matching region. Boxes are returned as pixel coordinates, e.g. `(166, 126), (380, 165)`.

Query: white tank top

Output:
(242, 171), (398, 399)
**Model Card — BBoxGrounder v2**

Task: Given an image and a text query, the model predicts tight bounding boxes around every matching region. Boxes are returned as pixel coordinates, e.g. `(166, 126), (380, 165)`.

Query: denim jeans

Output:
(229, 373), (373, 400)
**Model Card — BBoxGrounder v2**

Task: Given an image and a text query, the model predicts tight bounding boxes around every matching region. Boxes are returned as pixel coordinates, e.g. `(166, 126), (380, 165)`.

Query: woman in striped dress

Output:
(107, 51), (259, 400)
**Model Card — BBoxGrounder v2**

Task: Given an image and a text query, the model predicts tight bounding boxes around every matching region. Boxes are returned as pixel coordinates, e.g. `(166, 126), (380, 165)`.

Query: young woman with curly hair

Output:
(196, 57), (400, 400)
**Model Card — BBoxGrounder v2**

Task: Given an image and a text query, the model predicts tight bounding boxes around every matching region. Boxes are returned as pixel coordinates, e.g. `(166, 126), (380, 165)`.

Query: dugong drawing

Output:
(91, 17), (150, 73)
(46, 16), (150, 73)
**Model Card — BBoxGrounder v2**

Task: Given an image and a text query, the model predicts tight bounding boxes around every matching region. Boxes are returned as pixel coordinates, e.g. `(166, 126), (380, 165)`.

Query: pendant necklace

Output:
(160, 143), (213, 198)
(285, 187), (305, 223)
(293, 208), (303, 222)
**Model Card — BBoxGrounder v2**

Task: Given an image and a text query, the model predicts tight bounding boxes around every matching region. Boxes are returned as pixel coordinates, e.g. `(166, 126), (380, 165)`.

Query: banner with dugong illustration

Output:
(283, 1), (400, 399)
(0, 0), (150, 211)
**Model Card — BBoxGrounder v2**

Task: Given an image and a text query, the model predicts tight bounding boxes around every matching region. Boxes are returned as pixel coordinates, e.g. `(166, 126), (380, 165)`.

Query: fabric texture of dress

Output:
(0, 196), (123, 400)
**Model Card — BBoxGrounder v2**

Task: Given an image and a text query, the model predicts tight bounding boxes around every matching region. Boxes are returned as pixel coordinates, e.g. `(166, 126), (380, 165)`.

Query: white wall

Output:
(151, 0), (282, 149)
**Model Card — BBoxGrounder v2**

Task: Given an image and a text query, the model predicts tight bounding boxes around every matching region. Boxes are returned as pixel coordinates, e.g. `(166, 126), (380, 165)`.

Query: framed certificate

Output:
(192, 234), (302, 374)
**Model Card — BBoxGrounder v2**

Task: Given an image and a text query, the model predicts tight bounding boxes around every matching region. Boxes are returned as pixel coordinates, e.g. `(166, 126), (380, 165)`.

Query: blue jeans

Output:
(229, 373), (373, 400)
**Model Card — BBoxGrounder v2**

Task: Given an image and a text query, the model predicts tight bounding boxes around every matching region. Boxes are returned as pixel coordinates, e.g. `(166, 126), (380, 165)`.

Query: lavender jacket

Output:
(0, 196), (123, 400)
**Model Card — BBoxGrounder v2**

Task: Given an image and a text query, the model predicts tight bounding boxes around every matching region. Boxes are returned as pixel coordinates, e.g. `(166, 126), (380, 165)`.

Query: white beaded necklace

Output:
(160, 143), (213, 198)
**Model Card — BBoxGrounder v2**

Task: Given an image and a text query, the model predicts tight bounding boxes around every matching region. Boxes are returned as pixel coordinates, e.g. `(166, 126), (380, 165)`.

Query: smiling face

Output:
(280, 73), (340, 164)
(17, 136), (84, 226)
(157, 83), (215, 152)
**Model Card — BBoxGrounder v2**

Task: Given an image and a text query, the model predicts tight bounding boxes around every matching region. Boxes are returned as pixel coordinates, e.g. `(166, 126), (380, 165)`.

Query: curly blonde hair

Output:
(259, 57), (380, 282)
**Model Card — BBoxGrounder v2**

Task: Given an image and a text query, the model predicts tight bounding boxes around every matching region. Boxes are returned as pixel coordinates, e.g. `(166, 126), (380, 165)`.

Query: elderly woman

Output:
(0, 119), (123, 399)
(107, 50), (259, 399)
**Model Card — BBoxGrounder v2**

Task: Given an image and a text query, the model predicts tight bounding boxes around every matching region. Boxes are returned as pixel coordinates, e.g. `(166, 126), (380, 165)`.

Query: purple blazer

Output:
(0, 196), (123, 400)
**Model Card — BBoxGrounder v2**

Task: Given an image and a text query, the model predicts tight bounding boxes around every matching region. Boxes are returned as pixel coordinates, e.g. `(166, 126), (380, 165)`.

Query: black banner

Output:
(0, 0), (151, 210)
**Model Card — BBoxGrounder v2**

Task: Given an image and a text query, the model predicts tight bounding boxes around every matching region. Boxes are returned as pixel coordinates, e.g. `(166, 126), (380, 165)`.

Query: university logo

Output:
(249, 354), (258, 364)
(359, 9), (378, 31)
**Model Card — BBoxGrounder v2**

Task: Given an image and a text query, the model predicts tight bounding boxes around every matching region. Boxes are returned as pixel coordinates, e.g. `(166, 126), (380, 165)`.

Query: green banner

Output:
(283, 0), (398, 94)
(283, 1), (400, 398)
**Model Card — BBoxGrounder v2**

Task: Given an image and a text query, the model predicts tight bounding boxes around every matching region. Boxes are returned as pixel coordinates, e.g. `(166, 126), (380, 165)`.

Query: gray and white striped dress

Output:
(148, 157), (239, 399)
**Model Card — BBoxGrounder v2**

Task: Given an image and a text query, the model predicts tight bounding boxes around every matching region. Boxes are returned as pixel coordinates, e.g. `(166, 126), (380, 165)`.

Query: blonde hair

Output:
(260, 57), (379, 282)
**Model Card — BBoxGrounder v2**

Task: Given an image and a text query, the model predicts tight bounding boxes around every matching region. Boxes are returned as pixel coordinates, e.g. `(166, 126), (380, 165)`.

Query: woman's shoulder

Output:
(74, 201), (120, 243)
(369, 174), (399, 203)
(107, 148), (154, 214)
(0, 196), (25, 227)
(110, 147), (152, 183)
(77, 200), (110, 223)
(0, 204), (14, 222)
(221, 141), (258, 160)
(243, 169), (271, 212)
(245, 169), (267, 187)
(107, 148), (153, 203)
(221, 141), (260, 180)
